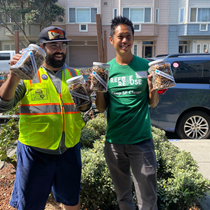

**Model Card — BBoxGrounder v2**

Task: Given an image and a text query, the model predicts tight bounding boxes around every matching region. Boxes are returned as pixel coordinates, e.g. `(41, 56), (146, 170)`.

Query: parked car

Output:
(149, 53), (210, 139)
(0, 50), (16, 72)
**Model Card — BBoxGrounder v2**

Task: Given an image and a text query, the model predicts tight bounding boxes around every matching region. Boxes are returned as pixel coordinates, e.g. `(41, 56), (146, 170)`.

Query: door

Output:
(144, 46), (153, 58)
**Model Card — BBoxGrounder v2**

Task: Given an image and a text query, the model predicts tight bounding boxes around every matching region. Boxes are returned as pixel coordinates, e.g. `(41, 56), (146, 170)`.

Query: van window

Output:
(171, 60), (210, 84)
(0, 53), (10, 60)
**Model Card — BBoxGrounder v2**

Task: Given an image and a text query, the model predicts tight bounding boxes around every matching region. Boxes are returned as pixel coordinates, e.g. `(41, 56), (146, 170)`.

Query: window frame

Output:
(3, 45), (10, 50)
(133, 44), (138, 56)
(200, 24), (208, 31)
(133, 24), (141, 32)
(79, 24), (88, 32)
(190, 7), (210, 23)
(122, 7), (152, 23)
(196, 44), (201, 53)
(203, 44), (208, 52)
(113, 8), (118, 19)
(68, 7), (98, 23)
(155, 8), (159, 23)
(179, 8), (185, 23)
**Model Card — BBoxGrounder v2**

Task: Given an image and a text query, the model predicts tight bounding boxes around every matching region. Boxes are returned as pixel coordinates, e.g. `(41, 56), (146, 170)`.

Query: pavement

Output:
(170, 139), (210, 210)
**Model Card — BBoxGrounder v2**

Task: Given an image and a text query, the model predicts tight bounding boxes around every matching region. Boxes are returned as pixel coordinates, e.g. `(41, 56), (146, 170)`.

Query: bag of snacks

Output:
(90, 62), (110, 92)
(67, 75), (90, 108)
(148, 59), (176, 90)
(10, 44), (46, 80)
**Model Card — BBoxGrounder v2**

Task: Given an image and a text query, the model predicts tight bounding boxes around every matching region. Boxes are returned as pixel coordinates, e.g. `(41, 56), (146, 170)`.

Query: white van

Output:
(0, 51), (16, 72)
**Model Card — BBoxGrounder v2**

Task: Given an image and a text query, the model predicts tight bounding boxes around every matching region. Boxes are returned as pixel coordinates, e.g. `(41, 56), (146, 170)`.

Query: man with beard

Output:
(0, 26), (91, 210)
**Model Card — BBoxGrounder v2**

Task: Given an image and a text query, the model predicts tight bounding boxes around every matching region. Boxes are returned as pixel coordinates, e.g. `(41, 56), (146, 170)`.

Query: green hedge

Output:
(80, 114), (210, 210)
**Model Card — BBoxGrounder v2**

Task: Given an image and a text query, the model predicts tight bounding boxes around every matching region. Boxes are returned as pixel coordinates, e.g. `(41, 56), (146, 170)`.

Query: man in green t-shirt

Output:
(96, 16), (159, 210)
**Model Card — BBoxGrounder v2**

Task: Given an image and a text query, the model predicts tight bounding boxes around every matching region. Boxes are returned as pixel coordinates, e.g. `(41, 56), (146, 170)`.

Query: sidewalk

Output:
(170, 139), (210, 210)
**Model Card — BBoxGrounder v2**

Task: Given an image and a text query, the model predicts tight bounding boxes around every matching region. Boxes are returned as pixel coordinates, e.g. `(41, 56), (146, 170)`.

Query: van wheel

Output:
(177, 111), (210, 139)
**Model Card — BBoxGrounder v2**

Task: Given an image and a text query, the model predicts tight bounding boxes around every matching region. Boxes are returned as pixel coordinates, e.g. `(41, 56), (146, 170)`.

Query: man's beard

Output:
(45, 52), (66, 68)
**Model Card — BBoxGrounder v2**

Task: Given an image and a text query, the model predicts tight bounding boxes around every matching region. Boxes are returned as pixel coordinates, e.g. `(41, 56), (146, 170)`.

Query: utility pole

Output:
(96, 14), (104, 62)
(103, 30), (107, 63)
(14, 30), (20, 53)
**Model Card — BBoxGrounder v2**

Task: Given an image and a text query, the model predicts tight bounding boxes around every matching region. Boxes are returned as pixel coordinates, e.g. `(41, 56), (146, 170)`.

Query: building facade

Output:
(56, 0), (169, 67)
(0, 0), (210, 67)
(168, 0), (210, 54)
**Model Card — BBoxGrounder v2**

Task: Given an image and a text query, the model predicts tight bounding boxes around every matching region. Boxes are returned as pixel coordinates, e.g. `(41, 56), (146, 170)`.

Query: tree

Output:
(26, 0), (65, 31)
(0, 0), (30, 46)
(0, 0), (65, 46)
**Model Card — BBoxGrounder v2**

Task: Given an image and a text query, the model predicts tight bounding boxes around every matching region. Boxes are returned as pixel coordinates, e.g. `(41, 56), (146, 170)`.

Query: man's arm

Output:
(95, 92), (109, 113)
(148, 74), (159, 108)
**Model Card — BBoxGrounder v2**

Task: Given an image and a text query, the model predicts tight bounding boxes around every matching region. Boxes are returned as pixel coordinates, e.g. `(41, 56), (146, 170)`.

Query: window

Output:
(145, 8), (151, 22)
(198, 8), (210, 22)
(133, 45), (138, 56)
(200, 24), (208, 31)
(190, 8), (210, 22)
(133, 24), (141, 31)
(113, 8), (118, 18)
(179, 41), (188, 44)
(79, 24), (88, 32)
(6, 13), (21, 23)
(203, 44), (208, 53)
(197, 45), (201, 53)
(0, 53), (10, 60)
(190, 8), (197, 22)
(123, 7), (151, 23)
(69, 7), (97, 23)
(3, 45), (10, 50)
(179, 8), (185, 23)
(143, 41), (153, 44)
(155, 9), (159, 23)
(171, 60), (210, 84)
(13, 25), (19, 31)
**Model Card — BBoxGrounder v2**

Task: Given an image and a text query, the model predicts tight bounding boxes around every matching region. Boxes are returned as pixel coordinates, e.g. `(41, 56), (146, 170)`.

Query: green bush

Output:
(152, 127), (210, 210)
(0, 105), (19, 168)
(80, 136), (118, 210)
(80, 118), (210, 210)
(80, 113), (107, 148)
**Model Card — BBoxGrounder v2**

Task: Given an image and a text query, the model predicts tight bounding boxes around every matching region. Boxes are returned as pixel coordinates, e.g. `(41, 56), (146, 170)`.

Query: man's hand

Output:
(10, 54), (22, 66)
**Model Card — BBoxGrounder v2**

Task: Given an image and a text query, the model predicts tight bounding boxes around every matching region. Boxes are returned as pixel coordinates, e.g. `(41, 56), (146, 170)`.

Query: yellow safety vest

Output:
(18, 67), (85, 150)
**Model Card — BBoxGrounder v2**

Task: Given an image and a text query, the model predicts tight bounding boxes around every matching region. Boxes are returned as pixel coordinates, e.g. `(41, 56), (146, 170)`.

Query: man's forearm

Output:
(148, 90), (159, 108)
(96, 92), (108, 113)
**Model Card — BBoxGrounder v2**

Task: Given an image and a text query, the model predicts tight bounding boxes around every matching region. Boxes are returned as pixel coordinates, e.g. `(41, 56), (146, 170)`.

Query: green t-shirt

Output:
(105, 55), (152, 144)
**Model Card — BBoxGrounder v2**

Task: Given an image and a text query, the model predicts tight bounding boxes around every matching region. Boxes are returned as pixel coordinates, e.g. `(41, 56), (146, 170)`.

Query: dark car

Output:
(149, 53), (210, 139)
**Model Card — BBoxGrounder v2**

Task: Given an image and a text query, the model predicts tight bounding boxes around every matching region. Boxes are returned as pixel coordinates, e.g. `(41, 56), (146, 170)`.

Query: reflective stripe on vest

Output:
(19, 67), (85, 150)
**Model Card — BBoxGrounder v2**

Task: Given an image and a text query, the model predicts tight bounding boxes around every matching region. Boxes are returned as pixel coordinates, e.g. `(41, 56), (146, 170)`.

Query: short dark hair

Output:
(110, 16), (134, 37)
